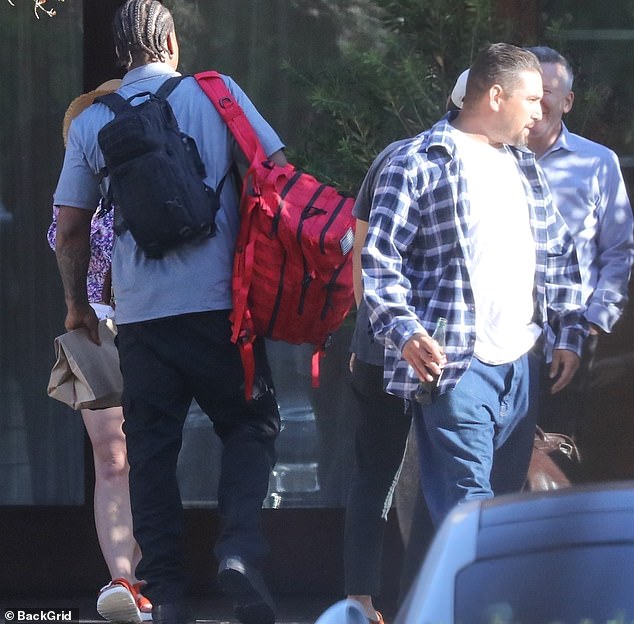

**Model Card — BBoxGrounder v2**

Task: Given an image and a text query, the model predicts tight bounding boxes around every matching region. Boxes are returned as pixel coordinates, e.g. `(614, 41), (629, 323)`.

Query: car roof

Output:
(395, 481), (634, 624)
(477, 480), (634, 557)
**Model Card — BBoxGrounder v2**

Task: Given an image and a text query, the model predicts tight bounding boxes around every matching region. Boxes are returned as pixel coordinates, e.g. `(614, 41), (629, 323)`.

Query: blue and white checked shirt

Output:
(362, 114), (587, 400)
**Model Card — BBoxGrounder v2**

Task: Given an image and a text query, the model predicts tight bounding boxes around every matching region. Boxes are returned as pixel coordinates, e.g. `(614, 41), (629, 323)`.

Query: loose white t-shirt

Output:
(452, 128), (541, 364)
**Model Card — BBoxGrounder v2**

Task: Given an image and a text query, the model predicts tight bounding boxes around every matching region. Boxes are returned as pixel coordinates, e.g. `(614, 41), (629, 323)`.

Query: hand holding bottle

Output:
(401, 317), (447, 404)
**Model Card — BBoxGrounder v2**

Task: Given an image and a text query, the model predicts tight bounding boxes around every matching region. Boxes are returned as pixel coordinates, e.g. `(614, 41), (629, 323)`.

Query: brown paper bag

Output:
(47, 318), (123, 410)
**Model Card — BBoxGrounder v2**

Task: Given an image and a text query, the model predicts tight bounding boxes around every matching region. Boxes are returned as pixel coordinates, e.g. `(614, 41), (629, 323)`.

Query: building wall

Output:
(0, 0), (85, 506)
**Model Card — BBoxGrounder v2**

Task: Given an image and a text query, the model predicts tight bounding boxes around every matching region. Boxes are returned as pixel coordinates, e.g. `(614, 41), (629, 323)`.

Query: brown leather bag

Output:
(524, 426), (581, 491)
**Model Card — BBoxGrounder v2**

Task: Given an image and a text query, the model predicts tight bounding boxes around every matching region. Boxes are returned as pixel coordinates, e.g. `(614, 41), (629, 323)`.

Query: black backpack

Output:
(95, 76), (224, 259)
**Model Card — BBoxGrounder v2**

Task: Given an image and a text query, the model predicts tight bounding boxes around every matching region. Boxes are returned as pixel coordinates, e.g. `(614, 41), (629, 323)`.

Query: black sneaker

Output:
(217, 556), (276, 624)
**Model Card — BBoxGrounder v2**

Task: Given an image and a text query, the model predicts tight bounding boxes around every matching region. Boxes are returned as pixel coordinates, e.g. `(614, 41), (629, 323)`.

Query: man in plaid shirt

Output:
(362, 43), (587, 526)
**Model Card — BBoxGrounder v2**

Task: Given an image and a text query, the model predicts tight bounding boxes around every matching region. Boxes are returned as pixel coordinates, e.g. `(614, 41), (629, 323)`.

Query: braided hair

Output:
(113, 0), (174, 68)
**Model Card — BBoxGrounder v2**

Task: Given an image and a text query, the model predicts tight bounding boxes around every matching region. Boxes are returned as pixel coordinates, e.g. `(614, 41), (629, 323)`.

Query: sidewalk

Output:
(4, 594), (340, 624)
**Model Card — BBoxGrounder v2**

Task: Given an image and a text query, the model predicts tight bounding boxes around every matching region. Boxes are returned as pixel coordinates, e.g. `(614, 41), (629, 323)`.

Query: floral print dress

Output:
(47, 204), (114, 305)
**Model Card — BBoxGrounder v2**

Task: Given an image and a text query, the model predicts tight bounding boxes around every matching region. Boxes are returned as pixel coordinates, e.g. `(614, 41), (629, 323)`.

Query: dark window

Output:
(455, 545), (634, 623)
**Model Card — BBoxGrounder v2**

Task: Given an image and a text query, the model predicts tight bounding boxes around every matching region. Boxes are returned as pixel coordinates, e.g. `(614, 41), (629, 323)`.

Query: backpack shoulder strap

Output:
(194, 70), (263, 163)
(155, 74), (187, 100)
(95, 75), (185, 113)
(94, 92), (128, 115)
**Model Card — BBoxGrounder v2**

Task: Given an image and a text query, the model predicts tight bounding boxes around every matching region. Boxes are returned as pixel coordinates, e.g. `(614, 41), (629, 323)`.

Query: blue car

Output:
(396, 481), (634, 624)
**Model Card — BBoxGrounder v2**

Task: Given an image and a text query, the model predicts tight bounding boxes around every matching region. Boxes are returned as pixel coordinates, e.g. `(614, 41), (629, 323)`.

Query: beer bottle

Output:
(414, 317), (447, 405)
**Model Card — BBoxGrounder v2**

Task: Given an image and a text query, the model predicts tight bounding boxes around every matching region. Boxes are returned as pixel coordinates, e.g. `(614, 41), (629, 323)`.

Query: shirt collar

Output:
(542, 122), (575, 158)
(121, 62), (181, 87)
(424, 112), (461, 155)
(425, 111), (534, 163)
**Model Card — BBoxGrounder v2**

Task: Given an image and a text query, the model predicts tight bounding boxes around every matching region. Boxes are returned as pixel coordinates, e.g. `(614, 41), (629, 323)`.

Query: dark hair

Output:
(465, 43), (542, 104)
(113, 0), (174, 68)
(526, 45), (574, 89)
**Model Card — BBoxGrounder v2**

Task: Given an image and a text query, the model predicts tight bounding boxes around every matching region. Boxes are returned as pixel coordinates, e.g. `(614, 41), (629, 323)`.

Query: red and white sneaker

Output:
(97, 578), (153, 623)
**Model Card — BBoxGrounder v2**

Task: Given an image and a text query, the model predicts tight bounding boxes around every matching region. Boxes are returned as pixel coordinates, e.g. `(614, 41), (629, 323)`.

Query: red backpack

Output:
(195, 71), (356, 399)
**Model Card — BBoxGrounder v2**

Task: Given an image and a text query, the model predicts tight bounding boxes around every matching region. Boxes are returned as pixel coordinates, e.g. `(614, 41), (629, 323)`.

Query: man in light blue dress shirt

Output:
(527, 46), (634, 439)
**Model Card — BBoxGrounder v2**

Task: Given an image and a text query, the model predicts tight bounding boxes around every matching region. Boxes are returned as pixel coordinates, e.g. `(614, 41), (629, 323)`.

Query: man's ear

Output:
(165, 30), (179, 69)
(563, 90), (575, 115)
(489, 84), (504, 112)
(166, 31), (176, 57)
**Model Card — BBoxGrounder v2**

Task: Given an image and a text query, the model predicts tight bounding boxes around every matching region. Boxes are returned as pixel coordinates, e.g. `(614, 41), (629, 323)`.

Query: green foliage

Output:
(287, 0), (513, 193)
(531, 3), (634, 156)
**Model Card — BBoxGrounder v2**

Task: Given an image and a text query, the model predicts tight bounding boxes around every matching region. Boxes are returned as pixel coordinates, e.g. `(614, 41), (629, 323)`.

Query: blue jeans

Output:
(412, 350), (539, 526)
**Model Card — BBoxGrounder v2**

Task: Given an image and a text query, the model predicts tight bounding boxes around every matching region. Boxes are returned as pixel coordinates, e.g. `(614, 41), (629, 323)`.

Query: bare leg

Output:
(82, 406), (141, 582)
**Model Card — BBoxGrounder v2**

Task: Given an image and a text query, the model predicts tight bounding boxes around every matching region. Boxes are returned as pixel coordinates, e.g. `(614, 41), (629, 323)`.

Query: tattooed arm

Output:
(55, 205), (100, 344)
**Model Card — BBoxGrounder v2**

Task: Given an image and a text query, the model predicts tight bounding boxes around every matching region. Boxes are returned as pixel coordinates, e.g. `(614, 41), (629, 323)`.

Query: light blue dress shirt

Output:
(538, 123), (634, 333)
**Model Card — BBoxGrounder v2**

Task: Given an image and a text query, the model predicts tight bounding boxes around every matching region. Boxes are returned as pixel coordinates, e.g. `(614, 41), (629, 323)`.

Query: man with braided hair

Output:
(53, 1), (287, 623)
(113, 0), (174, 69)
